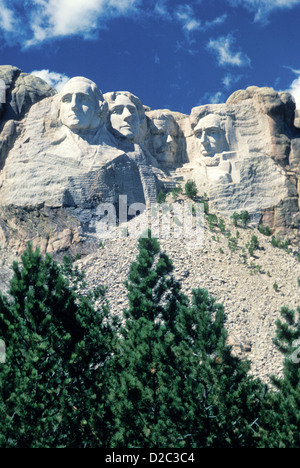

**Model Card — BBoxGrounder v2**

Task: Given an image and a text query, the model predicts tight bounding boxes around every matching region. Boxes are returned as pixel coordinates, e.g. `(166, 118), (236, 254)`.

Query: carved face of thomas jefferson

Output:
(104, 91), (147, 143)
(108, 94), (140, 141)
(59, 77), (105, 134)
(194, 114), (228, 159)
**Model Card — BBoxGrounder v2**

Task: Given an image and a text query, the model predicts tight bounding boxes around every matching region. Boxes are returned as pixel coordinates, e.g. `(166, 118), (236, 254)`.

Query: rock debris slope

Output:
(74, 199), (300, 384)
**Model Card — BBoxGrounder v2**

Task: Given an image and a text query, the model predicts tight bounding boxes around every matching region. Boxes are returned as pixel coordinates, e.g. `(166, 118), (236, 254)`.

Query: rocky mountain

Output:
(0, 65), (299, 384)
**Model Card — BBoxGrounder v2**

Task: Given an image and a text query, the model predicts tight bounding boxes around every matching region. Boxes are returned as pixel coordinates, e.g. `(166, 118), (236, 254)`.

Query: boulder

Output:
(0, 65), (56, 124)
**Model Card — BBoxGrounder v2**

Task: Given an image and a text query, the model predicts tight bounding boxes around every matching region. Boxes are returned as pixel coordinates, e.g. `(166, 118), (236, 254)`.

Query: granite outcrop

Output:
(0, 66), (299, 254)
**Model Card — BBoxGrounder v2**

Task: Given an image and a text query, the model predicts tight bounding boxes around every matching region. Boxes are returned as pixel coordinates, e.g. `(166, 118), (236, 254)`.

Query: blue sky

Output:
(0, 0), (300, 114)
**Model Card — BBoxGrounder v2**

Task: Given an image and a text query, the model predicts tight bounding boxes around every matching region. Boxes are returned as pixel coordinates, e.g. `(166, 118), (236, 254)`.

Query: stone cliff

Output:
(0, 65), (299, 255)
(0, 66), (299, 384)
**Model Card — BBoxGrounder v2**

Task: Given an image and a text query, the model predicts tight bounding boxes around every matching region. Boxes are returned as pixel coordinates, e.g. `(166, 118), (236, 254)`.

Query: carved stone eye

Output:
(62, 94), (72, 103)
(208, 128), (219, 135)
(112, 107), (123, 115)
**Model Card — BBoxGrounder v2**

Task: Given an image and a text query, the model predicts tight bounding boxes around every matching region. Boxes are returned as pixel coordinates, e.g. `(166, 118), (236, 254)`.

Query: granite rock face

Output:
(0, 67), (299, 252)
(0, 65), (56, 123)
(174, 86), (300, 240)
(0, 65), (57, 173)
(0, 79), (158, 215)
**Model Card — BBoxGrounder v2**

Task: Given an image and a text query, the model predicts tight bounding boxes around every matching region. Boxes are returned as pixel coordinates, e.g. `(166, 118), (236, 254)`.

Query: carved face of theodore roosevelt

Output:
(149, 114), (178, 163)
(59, 77), (105, 133)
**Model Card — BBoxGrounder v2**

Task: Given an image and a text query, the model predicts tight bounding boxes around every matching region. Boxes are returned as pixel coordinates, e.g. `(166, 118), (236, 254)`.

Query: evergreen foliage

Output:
(231, 211), (251, 227)
(0, 244), (119, 448)
(110, 231), (265, 448)
(1, 236), (298, 448)
(246, 235), (260, 256)
(271, 236), (291, 253)
(259, 306), (300, 448)
(157, 190), (167, 204)
(184, 180), (198, 199)
(171, 186), (183, 200)
(258, 224), (271, 237)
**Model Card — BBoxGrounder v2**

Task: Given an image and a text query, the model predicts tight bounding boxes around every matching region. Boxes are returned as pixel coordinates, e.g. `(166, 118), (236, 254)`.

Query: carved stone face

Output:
(59, 79), (100, 133)
(194, 114), (228, 158)
(151, 117), (178, 163)
(109, 94), (140, 141)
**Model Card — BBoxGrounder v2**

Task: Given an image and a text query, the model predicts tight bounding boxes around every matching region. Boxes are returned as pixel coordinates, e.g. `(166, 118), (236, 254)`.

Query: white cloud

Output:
(0, 0), (17, 32)
(0, 0), (228, 47)
(207, 34), (251, 68)
(204, 14), (228, 29)
(208, 91), (225, 104)
(198, 91), (225, 106)
(222, 72), (243, 89)
(154, 2), (227, 34)
(227, 0), (300, 23)
(31, 69), (71, 92)
(175, 5), (202, 32)
(223, 74), (233, 89)
(286, 74), (300, 109)
(29, 0), (141, 45)
(0, 0), (142, 47)
(154, 0), (170, 20)
(175, 5), (227, 33)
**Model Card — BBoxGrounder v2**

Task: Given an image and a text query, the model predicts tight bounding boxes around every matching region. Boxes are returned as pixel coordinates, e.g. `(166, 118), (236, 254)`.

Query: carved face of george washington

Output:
(59, 77), (105, 134)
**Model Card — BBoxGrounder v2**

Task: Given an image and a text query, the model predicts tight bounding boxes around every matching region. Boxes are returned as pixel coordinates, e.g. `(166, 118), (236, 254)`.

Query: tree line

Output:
(0, 233), (299, 448)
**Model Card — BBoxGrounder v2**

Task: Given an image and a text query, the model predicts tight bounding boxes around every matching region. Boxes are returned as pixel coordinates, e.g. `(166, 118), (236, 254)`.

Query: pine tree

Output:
(184, 180), (198, 199)
(259, 306), (300, 448)
(157, 189), (167, 204)
(179, 288), (265, 448)
(110, 231), (265, 448)
(0, 243), (119, 448)
(109, 231), (190, 447)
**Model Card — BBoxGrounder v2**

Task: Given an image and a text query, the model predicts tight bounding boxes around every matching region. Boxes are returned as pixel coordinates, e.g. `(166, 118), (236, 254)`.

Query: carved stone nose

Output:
(123, 108), (132, 120)
(71, 96), (80, 109)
